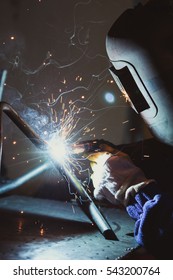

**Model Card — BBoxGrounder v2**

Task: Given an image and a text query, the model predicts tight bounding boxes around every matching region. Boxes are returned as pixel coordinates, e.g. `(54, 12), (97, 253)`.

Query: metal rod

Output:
(63, 165), (118, 240)
(0, 162), (51, 195)
(0, 101), (118, 240)
(0, 102), (47, 173)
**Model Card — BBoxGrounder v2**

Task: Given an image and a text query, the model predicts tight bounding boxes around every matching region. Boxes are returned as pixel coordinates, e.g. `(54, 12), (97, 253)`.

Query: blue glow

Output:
(104, 92), (116, 104)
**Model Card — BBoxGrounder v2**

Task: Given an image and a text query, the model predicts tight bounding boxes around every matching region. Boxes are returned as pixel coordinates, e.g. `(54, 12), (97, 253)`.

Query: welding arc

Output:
(0, 101), (118, 240)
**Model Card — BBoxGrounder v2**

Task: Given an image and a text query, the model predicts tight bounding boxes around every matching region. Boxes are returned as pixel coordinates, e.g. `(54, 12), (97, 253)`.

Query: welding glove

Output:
(88, 149), (154, 206)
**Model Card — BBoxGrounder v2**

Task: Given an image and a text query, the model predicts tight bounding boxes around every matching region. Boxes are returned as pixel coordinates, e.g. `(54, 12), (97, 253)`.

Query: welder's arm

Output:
(88, 147), (173, 258)
(88, 149), (152, 206)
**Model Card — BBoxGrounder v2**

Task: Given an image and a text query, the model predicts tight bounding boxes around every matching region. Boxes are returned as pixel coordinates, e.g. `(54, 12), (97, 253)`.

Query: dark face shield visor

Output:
(106, 0), (173, 146)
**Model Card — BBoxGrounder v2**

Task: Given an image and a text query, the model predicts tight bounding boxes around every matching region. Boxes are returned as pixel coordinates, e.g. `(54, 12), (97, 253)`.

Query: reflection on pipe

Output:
(0, 161), (52, 194)
(0, 70), (7, 101)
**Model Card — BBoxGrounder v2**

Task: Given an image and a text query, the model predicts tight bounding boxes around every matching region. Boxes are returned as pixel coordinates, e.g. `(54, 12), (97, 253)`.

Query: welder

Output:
(86, 0), (173, 259)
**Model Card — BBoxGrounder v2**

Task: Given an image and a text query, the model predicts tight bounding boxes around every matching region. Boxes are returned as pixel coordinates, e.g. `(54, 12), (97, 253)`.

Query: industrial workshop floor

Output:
(0, 195), (154, 260)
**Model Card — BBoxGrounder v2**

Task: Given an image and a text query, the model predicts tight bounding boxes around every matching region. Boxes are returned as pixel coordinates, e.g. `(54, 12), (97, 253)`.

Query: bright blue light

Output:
(104, 92), (116, 104)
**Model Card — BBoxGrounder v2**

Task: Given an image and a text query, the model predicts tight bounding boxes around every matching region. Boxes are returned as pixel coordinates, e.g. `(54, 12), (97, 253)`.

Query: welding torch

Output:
(0, 101), (118, 240)
(72, 139), (118, 155)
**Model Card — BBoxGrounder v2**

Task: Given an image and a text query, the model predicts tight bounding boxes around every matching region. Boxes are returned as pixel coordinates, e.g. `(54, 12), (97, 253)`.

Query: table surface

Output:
(0, 195), (141, 260)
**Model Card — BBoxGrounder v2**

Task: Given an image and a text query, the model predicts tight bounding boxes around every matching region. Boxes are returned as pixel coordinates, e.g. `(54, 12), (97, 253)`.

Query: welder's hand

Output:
(88, 150), (153, 206)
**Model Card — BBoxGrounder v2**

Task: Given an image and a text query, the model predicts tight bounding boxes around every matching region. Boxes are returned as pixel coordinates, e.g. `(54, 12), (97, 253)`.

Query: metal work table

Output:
(0, 195), (141, 260)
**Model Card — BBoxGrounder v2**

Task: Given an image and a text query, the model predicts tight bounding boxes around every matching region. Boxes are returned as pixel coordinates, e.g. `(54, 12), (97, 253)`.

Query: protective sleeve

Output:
(126, 183), (173, 259)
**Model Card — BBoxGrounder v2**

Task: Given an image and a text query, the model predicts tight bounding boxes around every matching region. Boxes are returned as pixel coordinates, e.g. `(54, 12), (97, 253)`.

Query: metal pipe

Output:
(0, 102), (47, 173)
(0, 162), (52, 195)
(0, 102), (47, 149)
(0, 101), (118, 240)
(63, 165), (118, 240)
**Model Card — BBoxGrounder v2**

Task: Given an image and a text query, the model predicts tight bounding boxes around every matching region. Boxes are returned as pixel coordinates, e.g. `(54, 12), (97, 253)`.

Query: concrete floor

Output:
(0, 195), (145, 260)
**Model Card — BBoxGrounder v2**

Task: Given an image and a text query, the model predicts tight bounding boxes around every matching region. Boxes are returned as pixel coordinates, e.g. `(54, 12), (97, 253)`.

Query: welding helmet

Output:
(106, 0), (173, 146)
